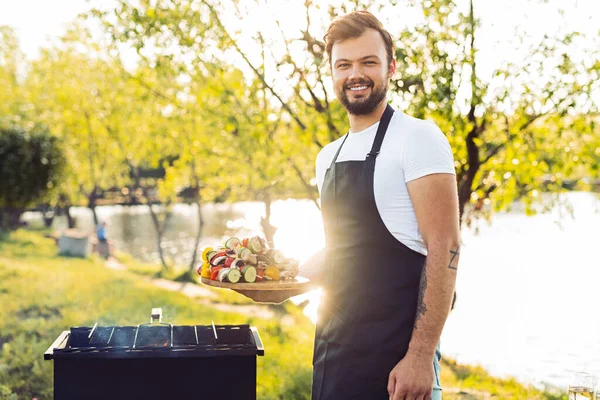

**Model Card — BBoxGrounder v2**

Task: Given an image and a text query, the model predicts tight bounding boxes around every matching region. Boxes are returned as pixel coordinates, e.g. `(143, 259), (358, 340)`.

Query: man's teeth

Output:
(349, 86), (369, 91)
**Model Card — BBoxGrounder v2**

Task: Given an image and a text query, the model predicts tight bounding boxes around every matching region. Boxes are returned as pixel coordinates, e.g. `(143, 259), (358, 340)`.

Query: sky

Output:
(0, 0), (598, 107)
(1, 0), (597, 63)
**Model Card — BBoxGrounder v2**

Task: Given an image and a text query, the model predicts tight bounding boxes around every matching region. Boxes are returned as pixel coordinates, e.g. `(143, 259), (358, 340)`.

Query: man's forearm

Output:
(407, 240), (459, 358)
(299, 248), (326, 285)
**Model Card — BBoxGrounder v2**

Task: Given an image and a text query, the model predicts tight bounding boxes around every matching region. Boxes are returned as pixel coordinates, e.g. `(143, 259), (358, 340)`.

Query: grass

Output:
(0, 230), (566, 399)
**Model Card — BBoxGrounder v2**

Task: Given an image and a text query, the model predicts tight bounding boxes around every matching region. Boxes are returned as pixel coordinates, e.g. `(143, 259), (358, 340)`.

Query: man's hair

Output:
(324, 11), (395, 67)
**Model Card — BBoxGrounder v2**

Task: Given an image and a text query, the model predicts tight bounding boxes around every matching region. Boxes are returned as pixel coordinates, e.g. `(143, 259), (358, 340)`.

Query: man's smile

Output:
(345, 83), (372, 96)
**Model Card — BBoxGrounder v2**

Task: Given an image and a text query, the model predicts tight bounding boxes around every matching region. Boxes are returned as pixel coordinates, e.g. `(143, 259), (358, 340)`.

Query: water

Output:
(26, 191), (600, 389)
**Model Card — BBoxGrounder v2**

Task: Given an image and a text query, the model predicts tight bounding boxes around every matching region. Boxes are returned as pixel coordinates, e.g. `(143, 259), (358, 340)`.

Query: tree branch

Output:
(201, 0), (322, 147)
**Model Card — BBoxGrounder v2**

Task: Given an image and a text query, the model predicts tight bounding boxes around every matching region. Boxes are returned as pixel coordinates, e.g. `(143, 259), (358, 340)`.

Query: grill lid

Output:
(44, 309), (264, 360)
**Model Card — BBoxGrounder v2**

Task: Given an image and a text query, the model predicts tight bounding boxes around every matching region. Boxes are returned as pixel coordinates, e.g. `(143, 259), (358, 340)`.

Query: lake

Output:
(28, 191), (600, 389)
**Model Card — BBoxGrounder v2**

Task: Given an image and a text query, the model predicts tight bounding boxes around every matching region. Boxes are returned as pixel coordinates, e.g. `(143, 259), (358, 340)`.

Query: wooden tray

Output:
(201, 276), (311, 291)
(201, 276), (313, 303)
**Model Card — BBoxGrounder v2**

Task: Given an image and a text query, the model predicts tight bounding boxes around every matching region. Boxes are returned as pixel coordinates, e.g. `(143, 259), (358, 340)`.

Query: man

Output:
(97, 221), (108, 243)
(238, 10), (460, 400)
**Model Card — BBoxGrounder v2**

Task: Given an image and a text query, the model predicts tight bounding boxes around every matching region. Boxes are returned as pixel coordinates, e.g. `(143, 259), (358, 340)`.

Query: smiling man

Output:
(309, 11), (460, 400)
(235, 9), (460, 400)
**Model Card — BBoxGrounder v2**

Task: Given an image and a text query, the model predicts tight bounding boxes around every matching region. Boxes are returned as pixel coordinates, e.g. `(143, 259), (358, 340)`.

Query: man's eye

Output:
(365, 61), (377, 65)
(338, 63), (349, 68)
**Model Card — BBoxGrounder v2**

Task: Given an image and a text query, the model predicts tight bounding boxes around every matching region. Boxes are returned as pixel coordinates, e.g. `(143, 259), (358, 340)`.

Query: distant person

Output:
(96, 221), (110, 259)
(96, 221), (107, 242)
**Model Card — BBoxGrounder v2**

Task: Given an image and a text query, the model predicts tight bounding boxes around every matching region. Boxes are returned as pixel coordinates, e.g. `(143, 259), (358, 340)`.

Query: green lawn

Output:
(0, 230), (566, 399)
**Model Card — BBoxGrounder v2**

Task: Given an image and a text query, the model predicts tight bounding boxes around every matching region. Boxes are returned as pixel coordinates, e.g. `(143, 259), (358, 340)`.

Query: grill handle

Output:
(250, 326), (264, 356)
(44, 330), (70, 360)
(151, 308), (162, 324)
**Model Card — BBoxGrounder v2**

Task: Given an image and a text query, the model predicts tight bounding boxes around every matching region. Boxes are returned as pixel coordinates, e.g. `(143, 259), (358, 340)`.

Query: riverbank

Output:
(0, 229), (566, 399)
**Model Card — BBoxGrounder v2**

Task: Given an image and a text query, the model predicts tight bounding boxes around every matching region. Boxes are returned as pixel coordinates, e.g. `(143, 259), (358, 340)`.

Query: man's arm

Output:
(407, 173), (460, 355)
(298, 248), (326, 285)
(388, 173), (460, 399)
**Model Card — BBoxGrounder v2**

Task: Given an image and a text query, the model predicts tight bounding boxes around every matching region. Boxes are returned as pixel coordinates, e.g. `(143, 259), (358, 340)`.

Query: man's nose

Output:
(348, 63), (365, 80)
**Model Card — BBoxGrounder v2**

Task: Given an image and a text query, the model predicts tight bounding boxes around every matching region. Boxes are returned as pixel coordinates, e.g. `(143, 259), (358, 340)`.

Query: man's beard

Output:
(337, 77), (388, 116)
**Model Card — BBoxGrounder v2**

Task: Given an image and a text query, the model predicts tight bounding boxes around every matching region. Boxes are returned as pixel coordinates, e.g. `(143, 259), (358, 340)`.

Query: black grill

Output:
(45, 313), (264, 400)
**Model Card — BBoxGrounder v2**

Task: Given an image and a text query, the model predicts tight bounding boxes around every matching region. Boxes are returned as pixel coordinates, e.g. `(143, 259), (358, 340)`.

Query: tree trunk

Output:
(147, 201), (170, 271)
(64, 204), (76, 229)
(0, 207), (24, 231)
(260, 194), (277, 248)
(188, 198), (205, 272)
(88, 186), (99, 226)
(42, 205), (55, 228)
(458, 0), (481, 223)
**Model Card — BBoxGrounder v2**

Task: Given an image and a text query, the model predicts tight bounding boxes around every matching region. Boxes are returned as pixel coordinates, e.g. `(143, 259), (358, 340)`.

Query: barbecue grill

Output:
(44, 308), (264, 399)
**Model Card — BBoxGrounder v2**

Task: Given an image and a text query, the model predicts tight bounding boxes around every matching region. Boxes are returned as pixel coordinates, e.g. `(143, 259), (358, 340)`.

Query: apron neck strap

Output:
(328, 104), (395, 170)
(367, 104), (395, 159)
(329, 133), (349, 170)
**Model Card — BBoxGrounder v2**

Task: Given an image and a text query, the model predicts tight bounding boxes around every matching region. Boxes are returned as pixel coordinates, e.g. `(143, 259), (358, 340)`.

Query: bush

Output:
(0, 126), (65, 230)
(0, 334), (53, 399)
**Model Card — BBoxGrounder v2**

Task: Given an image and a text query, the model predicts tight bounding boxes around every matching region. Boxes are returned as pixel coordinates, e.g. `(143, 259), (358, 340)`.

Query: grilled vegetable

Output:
(210, 251), (227, 264)
(240, 265), (257, 283)
(264, 266), (281, 281)
(224, 237), (241, 250)
(210, 266), (223, 281)
(202, 247), (214, 262)
(200, 263), (211, 279)
(225, 249), (237, 258)
(248, 235), (267, 254)
(206, 250), (218, 262)
(256, 255), (270, 264)
(218, 267), (241, 283)
(266, 249), (285, 265)
(255, 267), (265, 281)
(224, 258), (234, 268)
(279, 259), (299, 278)
(210, 256), (227, 266)
(237, 247), (252, 261)
(231, 258), (245, 269)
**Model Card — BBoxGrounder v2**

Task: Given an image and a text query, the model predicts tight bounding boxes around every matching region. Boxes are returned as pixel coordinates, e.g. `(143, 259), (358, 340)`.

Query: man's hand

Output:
(387, 353), (434, 400)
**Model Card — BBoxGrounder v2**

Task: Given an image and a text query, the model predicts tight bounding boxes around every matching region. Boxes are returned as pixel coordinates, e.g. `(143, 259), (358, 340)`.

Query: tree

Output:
(0, 127), (66, 231)
(81, 0), (599, 253)
(0, 26), (26, 129)
(25, 42), (132, 226)
(388, 0), (600, 226)
(204, 0), (600, 226)
(89, 2), (319, 250)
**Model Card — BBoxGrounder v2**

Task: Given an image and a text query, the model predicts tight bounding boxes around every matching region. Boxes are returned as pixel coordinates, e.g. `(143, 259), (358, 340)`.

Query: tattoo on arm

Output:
(414, 265), (427, 328)
(448, 246), (460, 270)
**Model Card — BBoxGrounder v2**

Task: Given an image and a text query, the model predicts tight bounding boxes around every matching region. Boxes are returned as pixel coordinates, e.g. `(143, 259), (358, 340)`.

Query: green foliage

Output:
(0, 230), (568, 399)
(440, 358), (567, 399)
(0, 26), (26, 130)
(0, 127), (66, 229)
(2, 1), (599, 229)
(0, 384), (17, 400)
(0, 335), (53, 399)
(0, 230), (315, 399)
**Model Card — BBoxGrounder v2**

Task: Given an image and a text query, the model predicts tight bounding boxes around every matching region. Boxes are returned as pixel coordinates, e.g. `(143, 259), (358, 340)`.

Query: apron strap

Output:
(328, 103), (395, 170)
(367, 104), (395, 159)
(328, 133), (349, 171)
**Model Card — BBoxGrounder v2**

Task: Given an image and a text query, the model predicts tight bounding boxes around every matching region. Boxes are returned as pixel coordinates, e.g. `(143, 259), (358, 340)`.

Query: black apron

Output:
(312, 105), (428, 399)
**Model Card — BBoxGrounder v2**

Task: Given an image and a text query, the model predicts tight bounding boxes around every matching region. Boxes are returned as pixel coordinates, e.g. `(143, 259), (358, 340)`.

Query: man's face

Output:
(331, 28), (396, 116)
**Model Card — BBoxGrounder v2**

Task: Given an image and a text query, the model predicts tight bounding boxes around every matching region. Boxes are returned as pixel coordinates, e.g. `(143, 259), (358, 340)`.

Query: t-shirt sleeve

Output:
(402, 121), (456, 183)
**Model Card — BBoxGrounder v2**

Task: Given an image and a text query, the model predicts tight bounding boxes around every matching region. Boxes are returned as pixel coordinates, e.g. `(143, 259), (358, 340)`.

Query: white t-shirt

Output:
(316, 110), (456, 256)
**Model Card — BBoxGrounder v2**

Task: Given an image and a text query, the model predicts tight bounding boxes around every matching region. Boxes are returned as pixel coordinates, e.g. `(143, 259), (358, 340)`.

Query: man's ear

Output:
(388, 58), (397, 78)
